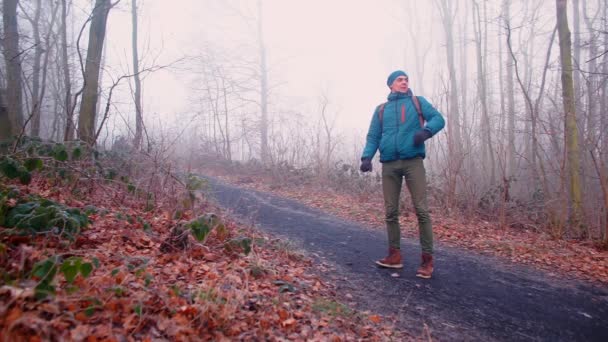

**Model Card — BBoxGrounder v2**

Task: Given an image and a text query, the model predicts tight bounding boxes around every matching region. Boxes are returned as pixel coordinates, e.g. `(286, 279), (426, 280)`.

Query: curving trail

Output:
(204, 176), (608, 341)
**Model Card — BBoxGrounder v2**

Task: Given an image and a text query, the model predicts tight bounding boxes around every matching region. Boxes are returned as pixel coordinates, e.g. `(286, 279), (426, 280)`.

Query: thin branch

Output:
(94, 65), (169, 143)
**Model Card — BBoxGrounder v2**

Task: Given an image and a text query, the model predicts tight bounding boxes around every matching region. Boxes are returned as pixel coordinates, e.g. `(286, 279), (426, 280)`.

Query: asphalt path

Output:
(204, 176), (608, 341)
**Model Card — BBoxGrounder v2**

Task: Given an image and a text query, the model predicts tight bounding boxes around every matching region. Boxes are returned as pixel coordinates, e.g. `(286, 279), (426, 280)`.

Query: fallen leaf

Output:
(369, 315), (381, 323)
(4, 307), (22, 327)
(281, 318), (296, 327)
(278, 309), (289, 320)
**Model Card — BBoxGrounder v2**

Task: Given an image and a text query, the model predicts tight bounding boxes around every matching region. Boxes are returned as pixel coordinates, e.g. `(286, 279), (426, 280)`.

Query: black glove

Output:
(413, 129), (432, 146)
(360, 158), (372, 172)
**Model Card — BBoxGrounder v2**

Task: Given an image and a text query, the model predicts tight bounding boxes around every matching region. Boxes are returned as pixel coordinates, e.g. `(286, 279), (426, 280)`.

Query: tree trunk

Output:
(24, 1), (59, 139)
(459, 2), (471, 168)
(29, 0), (43, 137)
(0, 90), (10, 140)
(498, 10), (505, 146)
(78, 0), (111, 146)
(258, 0), (269, 164)
(572, 0), (582, 112)
(522, 6), (538, 178)
(602, 0), (608, 161)
(556, 0), (584, 231)
(438, 0), (462, 208)
(506, 8), (543, 196)
(2, 0), (24, 137)
(61, 0), (74, 141)
(36, 2), (59, 139)
(503, 0), (516, 179)
(221, 76), (231, 161)
(582, 0), (599, 148)
(589, 150), (608, 243)
(459, 3), (467, 122)
(131, 0), (144, 150)
(473, 0), (495, 185)
(319, 93), (334, 177)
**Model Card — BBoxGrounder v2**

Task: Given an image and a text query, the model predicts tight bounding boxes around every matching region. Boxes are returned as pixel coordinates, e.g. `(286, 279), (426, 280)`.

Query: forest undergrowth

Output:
(0, 139), (409, 341)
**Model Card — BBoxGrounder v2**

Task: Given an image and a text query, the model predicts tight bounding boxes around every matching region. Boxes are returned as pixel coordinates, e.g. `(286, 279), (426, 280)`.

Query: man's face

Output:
(390, 76), (409, 93)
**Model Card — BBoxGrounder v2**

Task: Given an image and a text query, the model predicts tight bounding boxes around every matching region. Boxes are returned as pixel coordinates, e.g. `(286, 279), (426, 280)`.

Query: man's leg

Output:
(382, 161), (403, 250)
(404, 158), (434, 278)
(404, 158), (433, 254)
(376, 161), (404, 268)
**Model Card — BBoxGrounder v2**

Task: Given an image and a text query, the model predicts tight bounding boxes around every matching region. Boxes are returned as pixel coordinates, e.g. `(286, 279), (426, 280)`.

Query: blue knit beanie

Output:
(387, 70), (408, 87)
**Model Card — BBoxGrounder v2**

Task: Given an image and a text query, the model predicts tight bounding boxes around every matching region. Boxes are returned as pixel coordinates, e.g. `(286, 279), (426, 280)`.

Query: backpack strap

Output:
(412, 96), (425, 128)
(377, 96), (425, 132)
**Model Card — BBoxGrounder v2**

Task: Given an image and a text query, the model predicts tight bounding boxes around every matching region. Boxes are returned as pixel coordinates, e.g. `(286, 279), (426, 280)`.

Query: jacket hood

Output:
(387, 89), (413, 101)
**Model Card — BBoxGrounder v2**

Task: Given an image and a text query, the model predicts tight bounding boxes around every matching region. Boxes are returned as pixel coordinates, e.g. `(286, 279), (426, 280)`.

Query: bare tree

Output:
(473, 0), (495, 185)
(0, 89), (9, 139)
(61, 0), (74, 141)
(60, 0), (75, 141)
(572, 0), (582, 111)
(582, 0), (600, 147)
(459, 1), (472, 166)
(503, 0), (516, 179)
(316, 91), (339, 178)
(590, 149), (608, 243)
(19, 0), (60, 139)
(556, 0), (584, 231)
(21, 0), (43, 136)
(2, 0), (24, 138)
(78, 0), (113, 146)
(437, 0), (463, 208)
(131, 0), (144, 150)
(602, 0), (608, 159)
(257, 0), (269, 164)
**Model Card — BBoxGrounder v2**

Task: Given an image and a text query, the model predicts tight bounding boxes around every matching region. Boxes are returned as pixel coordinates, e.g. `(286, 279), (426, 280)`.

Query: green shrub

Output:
(2, 195), (88, 239)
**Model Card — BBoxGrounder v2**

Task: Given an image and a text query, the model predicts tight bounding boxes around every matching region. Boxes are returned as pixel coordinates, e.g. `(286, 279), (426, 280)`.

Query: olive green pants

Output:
(382, 158), (433, 254)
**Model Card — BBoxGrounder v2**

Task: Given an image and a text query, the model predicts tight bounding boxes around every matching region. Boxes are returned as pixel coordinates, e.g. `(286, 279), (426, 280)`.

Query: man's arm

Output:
(361, 107), (382, 160)
(418, 96), (446, 136)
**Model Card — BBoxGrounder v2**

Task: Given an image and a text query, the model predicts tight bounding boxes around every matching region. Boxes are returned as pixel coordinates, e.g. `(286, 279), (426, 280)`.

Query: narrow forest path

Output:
(203, 175), (608, 341)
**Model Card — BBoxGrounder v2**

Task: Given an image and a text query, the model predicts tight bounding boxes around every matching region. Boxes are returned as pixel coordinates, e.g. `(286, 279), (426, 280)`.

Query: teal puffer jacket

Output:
(361, 91), (445, 162)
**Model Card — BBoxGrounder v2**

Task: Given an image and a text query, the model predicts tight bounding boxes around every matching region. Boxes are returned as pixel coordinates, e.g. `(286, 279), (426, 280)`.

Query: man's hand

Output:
(360, 158), (372, 172)
(413, 129), (432, 146)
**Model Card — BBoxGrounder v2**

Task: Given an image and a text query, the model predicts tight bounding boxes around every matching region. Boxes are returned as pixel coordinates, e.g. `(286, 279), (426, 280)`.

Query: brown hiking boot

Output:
(375, 247), (403, 269)
(416, 252), (434, 279)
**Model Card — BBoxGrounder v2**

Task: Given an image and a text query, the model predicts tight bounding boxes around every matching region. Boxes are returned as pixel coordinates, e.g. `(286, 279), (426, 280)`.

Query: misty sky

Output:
(95, 0), (448, 143)
(82, 0), (567, 156)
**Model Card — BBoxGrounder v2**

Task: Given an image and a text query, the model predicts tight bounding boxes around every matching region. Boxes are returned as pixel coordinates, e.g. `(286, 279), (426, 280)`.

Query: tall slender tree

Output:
(473, 0), (495, 184)
(503, 0), (516, 179)
(131, 0), (144, 150)
(2, 0), (24, 138)
(602, 0), (608, 159)
(438, 0), (463, 207)
(556, 0), (584, 230)
(582, 0), (599, 147)
(78, 0), (112, 146)
(257, 0), (269, 164)
(61, 0), (74, 141)
(572, 0), (582, 112)
(27, 0), (43, 137)
(0, 90), (9, 140)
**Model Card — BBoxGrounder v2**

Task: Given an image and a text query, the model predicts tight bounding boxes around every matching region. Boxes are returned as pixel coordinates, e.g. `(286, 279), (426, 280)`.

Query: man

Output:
(360, 70), (445, 279)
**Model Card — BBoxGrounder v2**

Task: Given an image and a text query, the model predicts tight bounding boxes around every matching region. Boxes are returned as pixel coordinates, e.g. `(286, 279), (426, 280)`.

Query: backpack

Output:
(377, 95), (425, 130)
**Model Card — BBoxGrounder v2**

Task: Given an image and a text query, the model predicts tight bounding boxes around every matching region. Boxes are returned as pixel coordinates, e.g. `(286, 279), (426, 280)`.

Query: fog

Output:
(94, 0), (569, 161)
(99, 0), (455, 152)
(2, 0), (607, 237)
(106, 0), (418, 133)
